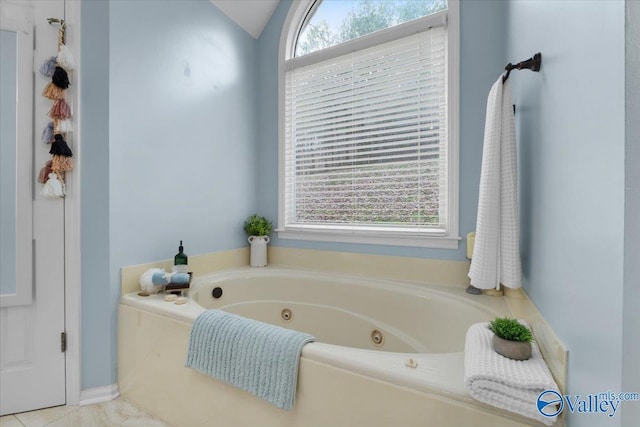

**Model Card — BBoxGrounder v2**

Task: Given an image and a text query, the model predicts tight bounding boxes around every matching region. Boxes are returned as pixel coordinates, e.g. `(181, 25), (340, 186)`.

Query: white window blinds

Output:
(284, 23), (447, 233)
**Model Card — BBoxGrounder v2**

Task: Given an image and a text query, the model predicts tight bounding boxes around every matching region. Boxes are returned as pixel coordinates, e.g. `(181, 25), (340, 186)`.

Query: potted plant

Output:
(244, 214), (273, 267)
(488, 317), (533, 361)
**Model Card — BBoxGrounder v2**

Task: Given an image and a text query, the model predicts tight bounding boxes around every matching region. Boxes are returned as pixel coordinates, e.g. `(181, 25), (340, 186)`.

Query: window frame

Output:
(277, 0), (460, 249)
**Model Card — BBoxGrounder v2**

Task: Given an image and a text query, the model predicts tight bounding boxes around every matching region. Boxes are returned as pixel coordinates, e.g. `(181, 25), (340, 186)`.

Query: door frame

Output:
(62, 0), (81, 406)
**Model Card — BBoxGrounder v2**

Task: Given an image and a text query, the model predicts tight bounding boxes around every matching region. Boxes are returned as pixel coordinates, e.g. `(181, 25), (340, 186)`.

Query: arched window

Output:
(278, 0), (459, 248)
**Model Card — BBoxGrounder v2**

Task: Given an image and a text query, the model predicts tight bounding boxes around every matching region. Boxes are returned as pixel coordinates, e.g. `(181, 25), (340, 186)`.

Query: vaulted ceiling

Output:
(209, 0), (280, 39)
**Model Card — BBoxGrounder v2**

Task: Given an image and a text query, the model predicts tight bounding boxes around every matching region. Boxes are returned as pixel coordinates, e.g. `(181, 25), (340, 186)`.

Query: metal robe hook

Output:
(47, 17), (65, 27)
(47, 17), (66, 44)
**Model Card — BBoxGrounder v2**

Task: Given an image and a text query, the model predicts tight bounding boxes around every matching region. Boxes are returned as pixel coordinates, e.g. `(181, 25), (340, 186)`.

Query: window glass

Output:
(296, 0), (447, 56)
(286, 29), (447, 229)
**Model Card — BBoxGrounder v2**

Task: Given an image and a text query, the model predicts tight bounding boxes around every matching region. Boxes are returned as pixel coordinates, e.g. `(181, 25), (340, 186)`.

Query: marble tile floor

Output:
(0, 398), (173, 427)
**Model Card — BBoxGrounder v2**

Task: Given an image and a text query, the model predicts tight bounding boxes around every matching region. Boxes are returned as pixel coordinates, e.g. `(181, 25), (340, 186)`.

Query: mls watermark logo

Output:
(537, 390), (564, 417)
(537, 389), (639, 418)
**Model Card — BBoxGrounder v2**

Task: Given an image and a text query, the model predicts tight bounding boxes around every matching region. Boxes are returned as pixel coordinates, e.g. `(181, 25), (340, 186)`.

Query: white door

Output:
(0, 0), (66, 415)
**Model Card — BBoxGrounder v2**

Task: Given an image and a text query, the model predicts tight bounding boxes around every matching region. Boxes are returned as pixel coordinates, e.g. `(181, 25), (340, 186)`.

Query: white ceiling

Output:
(210, 0), (280, 39)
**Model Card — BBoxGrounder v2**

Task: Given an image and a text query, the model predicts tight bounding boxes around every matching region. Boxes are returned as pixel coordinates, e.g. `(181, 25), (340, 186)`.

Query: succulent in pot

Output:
(244, 214), (273, 268)
(488, 317), (533, 361)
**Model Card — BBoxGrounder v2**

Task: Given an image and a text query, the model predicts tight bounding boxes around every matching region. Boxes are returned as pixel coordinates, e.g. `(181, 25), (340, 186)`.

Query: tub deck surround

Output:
(267, 246), (473, 287)
(504, 287), (568, 394)
(118, 265), (566, 427)
(119, 247), (250, 296)
(119, 246), (472, 297)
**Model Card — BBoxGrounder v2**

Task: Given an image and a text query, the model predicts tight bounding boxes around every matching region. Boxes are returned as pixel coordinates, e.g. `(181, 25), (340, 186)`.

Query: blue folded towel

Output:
(185, 310), (316, 410)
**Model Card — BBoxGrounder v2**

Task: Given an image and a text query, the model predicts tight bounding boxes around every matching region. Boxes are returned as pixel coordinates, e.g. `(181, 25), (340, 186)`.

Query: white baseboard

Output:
(79, 384), (120, 406)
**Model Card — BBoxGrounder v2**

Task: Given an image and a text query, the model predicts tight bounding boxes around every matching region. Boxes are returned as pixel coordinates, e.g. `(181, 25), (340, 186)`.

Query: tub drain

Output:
(371, 330), (384, 347)
(281, 309), (293, 321)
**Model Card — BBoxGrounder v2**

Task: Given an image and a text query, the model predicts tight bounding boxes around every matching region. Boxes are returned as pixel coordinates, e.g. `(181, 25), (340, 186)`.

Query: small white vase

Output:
(248, 235), (270, 267)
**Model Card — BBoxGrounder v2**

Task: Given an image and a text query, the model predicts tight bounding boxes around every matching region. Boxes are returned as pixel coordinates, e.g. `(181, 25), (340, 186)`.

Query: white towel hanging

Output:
(469, 77), (522, 289)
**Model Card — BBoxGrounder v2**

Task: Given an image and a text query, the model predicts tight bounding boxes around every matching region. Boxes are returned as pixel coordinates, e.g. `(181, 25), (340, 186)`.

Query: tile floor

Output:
(0, 398), (173, 427)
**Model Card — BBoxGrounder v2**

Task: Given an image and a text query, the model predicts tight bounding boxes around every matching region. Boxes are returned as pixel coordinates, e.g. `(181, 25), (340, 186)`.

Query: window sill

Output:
(276, 226), (460, 249)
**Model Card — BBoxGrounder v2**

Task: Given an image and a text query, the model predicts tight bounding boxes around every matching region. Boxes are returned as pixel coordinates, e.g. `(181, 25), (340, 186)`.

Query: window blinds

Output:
(284, 24), (447, 231)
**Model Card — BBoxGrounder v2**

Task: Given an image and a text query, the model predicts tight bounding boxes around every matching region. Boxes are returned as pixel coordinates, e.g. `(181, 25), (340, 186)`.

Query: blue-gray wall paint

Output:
(256, 0), (290, 233)
(257, 0), (507, 261)
(80, 0), (112, 389)
(0, 30), (17, 295)
(109, 0), (258, 266)
(623, 1), (640, 425)
(507, 2), (626, 426)
(80, 0), (259, 389)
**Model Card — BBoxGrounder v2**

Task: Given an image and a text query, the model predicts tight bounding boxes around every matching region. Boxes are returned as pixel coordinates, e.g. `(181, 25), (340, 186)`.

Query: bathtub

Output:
(118, 267), (546, 427)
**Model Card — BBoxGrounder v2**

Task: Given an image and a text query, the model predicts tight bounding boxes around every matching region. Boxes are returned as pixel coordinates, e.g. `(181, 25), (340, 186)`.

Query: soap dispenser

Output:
(174, 240), (188, 273)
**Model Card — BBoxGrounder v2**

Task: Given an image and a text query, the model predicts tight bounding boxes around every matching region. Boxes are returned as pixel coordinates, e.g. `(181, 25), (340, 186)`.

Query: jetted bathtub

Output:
(118, 267), (545, 427)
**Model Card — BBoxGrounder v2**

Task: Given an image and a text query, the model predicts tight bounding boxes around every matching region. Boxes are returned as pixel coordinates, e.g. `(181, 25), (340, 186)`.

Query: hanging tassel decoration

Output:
(52, 66), (70, 89)
(39, 56), (58, 77)
(57, 44), (75, 70)
(41, 18), (72, 199)
(49, 133), (73, 184)
(43, 82), (65, 100)
(38, 160), (54, 183)
(50, 134), (73, 157)
(52, 155), (73, 172)
(41, 122), (55, 144)
(41, 173), (66, 198)
(57, 119), (73, 133)
(49, 99), (72, 120)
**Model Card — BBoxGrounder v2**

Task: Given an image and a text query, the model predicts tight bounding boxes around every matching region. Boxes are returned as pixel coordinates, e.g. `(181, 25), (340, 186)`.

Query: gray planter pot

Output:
(492, 335), (532, 361)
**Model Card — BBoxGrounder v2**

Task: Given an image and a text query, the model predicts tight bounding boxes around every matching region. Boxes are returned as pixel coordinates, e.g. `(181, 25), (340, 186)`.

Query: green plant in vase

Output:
(488, 317), (533, 360)
(244, 214), (273, 268)
(243, 214), (273, 237)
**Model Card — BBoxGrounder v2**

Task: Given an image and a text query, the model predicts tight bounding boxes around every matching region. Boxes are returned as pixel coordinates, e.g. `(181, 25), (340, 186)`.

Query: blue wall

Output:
(81, 0), (259, 389)
(507, 1), (626, 426)
(109, 0), (258, 269)
(80, 0), (112, 389)
(257, 0), (508, 261)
